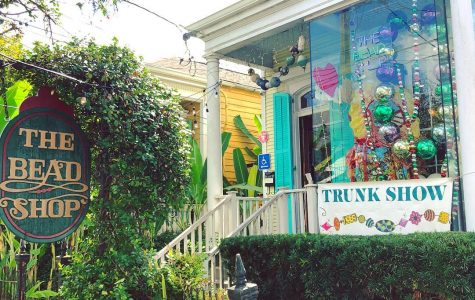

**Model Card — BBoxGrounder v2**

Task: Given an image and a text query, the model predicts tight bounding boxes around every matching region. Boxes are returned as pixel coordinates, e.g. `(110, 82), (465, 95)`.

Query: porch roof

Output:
(186, 0), (360, 67)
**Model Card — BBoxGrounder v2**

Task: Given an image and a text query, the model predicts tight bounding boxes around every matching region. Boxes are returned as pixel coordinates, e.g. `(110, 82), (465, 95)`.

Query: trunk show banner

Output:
(0, 88), (90, 243)
(318, 178), (453, 235)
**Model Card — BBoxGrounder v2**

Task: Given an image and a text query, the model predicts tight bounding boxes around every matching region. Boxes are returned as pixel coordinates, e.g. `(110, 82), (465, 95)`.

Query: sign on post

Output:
(318, 178), (453, 235)
(258, 153), (270, 171)
(0, 88), (91, 243)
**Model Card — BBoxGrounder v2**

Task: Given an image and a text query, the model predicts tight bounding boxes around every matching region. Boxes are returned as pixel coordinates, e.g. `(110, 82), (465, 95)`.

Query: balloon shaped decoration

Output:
(376, 63), (397, 84)
(437, 105), (453, 119)
(279, 66), (289, 76)
(392, 140), (411, 158)
(375, 85), (394, 101)
(297, 54), (308, 69)
(378, 123), (400, 143)
(435, 83), (451, 96)
(259, 79), (270, 90)
(286, 56), (295, 66)
(289, 45), (299, 55)
(420, 4), (438, 25)
(373, 103), (395, 124)
(379, 47), (397, 59)
(270, 77), (281, 88)
(386, 10), (408, 30)
(432, 123), (447, 144)
(378, 25), (398, 44)
(416, 139), (437, 160)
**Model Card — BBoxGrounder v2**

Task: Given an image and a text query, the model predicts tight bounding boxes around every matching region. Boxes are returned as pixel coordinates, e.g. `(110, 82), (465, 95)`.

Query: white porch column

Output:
(450, 0), (475, 231)
(205, 54), (223, 212)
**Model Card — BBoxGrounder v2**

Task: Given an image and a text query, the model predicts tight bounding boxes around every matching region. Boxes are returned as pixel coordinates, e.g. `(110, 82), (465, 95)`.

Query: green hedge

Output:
(220, 233), (475, 300)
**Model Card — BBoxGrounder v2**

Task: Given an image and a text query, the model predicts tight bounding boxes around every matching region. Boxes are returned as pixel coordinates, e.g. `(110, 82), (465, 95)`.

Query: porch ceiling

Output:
(223, 21), (309, 68)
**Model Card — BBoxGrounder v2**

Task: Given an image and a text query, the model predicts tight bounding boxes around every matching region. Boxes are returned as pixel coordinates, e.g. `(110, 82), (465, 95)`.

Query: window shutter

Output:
(273, 93), (294, 233)
(273, 93), (293, 190)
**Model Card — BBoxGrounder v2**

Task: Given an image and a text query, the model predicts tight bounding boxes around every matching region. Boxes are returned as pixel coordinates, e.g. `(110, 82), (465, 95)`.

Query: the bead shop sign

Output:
(0, 88), (90, 243)
(318, 178), (453, 235)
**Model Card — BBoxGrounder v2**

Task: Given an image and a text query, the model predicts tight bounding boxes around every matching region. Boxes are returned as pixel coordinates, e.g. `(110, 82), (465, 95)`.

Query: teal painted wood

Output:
(273, 93), (293, 233)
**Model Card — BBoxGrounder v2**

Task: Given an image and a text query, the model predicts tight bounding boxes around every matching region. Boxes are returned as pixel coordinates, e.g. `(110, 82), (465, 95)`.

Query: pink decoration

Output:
(258, 130), (269, 143)
(409, 211), (422, 225)
(321, 222), (332, 231)
(313, 64), (339, 97)
(398, 218), (409, 227)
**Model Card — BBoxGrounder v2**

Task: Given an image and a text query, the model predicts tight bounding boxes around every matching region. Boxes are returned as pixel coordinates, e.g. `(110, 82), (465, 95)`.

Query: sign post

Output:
(258, 154), (271, 197)
(0, 88), (91, 243)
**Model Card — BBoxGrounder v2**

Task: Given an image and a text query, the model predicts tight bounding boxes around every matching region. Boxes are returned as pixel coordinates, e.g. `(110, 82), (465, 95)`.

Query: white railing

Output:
(155, 185), (319, 289)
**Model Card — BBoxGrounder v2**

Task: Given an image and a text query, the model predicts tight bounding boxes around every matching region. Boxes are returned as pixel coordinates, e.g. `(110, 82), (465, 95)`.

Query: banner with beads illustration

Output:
(318, 178), (453, 235)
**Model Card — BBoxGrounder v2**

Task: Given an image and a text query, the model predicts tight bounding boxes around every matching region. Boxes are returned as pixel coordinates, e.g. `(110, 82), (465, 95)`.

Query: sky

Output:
(20, 0), (240, 64)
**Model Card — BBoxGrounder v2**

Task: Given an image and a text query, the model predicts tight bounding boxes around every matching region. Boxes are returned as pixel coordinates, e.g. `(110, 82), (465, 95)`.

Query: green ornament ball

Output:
(435, 83), (451, 96)
(416, 139), (437, 160)
(286, 56), (295, 66)
(392, 139), (411, 158)
(373, 103), (394, 124)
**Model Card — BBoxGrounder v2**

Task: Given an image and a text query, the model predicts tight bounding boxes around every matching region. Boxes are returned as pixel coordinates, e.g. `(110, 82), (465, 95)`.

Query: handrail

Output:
(207, 191), (285, 256)
(154, 194), (233, 260)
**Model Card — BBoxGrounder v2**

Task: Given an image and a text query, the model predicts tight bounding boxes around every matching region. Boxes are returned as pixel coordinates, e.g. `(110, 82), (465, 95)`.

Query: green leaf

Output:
(234, 115), (262, 148)
(161, 274), (167, 299)
(253, 114), (263, 133)
(314, 156), (331, 173)
(233, 148), (248, 184)
(222, 132), (232, 155)
(0, 80), (32, 132)
(190, 140), (203, 186)
(247, 165), (259, 197)
(244, 147), (258, 160)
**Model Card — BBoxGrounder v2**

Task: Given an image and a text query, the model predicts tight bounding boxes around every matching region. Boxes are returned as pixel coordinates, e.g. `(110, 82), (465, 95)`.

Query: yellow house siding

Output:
(220, 86), (261, 183)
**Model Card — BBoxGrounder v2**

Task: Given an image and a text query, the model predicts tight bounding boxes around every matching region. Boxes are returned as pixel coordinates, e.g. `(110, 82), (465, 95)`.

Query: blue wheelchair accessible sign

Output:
(258, 153), (271, 170)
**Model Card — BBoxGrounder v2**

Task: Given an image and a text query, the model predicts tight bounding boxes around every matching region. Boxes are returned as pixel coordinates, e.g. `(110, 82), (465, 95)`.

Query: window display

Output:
(310, 0), (458, 184)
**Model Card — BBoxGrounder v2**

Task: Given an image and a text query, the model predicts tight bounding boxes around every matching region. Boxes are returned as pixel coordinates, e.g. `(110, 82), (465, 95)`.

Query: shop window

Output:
(309, 0), (459, 184)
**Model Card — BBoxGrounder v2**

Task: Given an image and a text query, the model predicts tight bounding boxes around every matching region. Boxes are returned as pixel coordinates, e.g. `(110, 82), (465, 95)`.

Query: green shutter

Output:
(273, 93), (294, 233)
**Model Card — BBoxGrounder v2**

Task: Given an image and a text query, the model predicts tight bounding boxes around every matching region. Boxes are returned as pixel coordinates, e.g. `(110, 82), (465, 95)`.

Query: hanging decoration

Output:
(250, 33), (308, 91)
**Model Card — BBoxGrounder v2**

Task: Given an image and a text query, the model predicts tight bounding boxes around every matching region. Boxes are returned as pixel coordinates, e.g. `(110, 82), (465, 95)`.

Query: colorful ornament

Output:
(398, 218), (409, 227)
(378, 123), (400, 143)
(334, 217), (341, 231)
(373, 103), (395, 124)
(289, 45), (299, 55)
(420, 4), (438, 25)
(366, 218), (375, 228)
(392, 140), (411, 159)
(258, 79), (269, 90)
(279, 66), (289, 76)
(437, 105), (453, 119)
(321, 222), (331, 231)
(286, 55), (295, 66)
(375, 220), (396, 233)
(343, 213), (357, 225)
(387, 10), (408, 30)
(375, 85), (394, 101)
(297, 54), (308, 69)
(378, 25), (398, 44)
(358, 215), (366, 223)
(435, 83), (451, 96)
(376, 63), (397, 84)
(416, 139), (437, 160)
(409, 211), (422, 225)
(424, 209), (435, 221)
(256, 77), (265, 87)
(251, 73), (260, 83)
(432, 123), (447, 144)
(438, 212), (450, 224)
(379, 47), (396, 58)
(269, 77), (281, 88)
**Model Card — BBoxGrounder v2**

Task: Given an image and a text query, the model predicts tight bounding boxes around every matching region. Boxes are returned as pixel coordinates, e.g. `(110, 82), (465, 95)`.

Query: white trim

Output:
(186, 0), (364, 56)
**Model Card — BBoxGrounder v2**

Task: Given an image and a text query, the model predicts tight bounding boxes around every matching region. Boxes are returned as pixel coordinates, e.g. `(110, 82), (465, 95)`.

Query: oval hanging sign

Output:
(0, 88), (90, 243)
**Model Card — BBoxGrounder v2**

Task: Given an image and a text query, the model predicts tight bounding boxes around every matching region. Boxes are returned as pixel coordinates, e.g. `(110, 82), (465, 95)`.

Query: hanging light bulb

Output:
(298, 34), (306, 52)
(192, 107), (196, 116)
(193, 120), (198, 129)
(215, 89), (219, 98)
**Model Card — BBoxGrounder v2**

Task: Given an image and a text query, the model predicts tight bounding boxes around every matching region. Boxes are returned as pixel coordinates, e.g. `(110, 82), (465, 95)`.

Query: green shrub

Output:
(220, 233), (475, 300)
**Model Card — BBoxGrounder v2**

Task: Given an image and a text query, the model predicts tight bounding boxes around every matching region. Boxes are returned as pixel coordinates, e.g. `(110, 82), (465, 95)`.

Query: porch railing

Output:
(155, 185), (319, 289)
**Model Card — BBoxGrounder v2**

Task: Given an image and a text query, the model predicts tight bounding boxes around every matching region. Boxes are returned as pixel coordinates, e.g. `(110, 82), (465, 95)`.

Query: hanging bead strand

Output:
(397, 66), (419, 179)
(411, 0), (422, 121)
